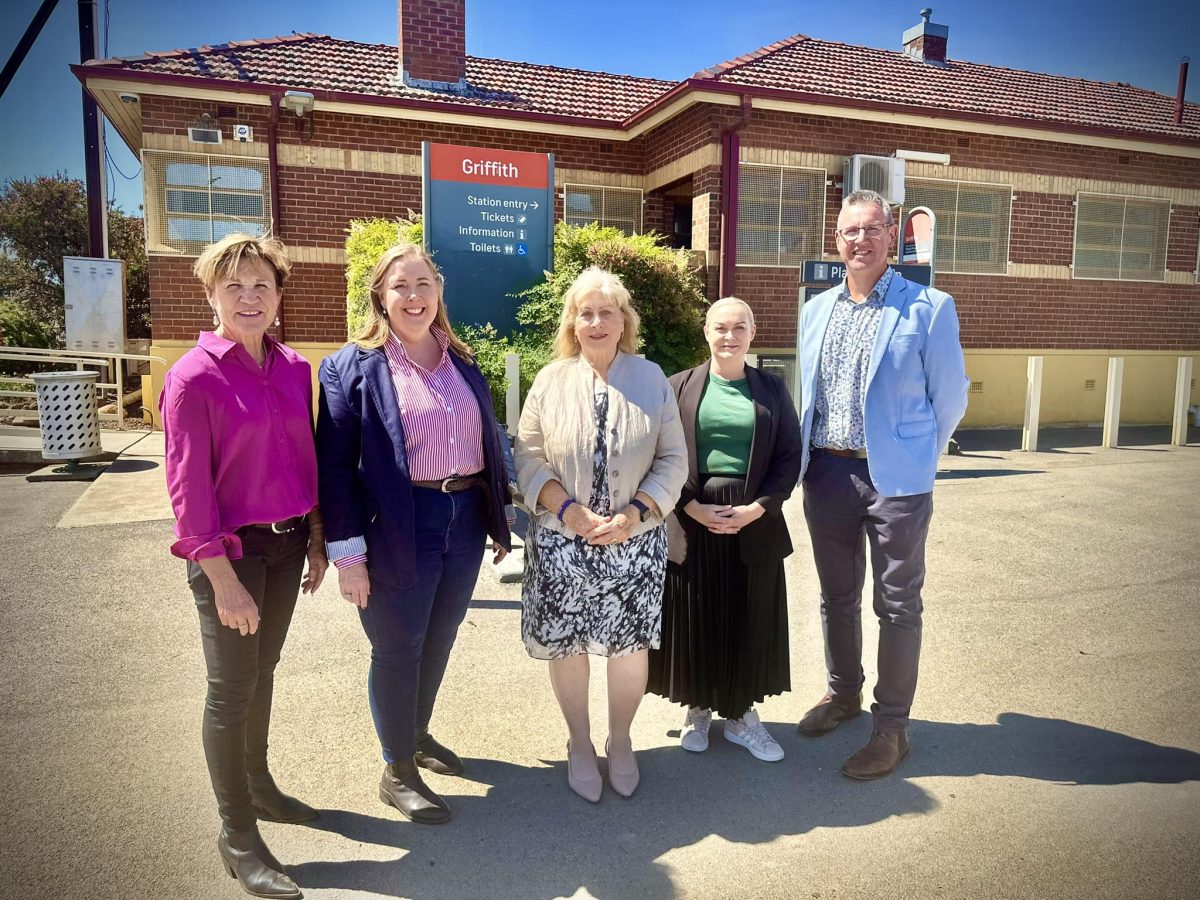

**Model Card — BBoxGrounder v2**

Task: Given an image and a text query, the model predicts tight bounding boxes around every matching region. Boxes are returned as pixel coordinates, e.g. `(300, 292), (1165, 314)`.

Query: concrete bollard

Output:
(1021, 356), (1043, 452)
(1102, 357), (1124, 449)
(1171, 357), (1193, 446)
(505, 352), (521, 434)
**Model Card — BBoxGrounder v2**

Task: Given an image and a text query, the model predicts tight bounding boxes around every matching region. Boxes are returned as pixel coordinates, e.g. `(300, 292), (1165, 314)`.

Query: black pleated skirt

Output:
(647, 475), (790, 720)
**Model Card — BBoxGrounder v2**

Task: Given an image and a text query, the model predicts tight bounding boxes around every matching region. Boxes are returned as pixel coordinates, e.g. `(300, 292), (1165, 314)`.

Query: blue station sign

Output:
(423, 142), (554, 335)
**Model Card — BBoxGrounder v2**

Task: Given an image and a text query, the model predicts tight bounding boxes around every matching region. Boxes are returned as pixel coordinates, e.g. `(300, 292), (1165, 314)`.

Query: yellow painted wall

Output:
(962, 350), (1200, 427)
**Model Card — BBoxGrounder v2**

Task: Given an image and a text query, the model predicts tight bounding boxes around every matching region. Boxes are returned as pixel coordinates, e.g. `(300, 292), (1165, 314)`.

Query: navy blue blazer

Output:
(316, 342), (512, 588)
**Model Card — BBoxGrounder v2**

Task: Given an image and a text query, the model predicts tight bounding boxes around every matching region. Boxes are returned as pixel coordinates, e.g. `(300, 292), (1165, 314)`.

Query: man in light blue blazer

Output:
(795, 189), (968, 780)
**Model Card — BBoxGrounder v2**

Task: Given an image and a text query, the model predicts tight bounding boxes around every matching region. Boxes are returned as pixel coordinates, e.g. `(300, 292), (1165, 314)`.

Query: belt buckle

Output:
(440, 477), (456, 494)
(271, 518), (296, 534)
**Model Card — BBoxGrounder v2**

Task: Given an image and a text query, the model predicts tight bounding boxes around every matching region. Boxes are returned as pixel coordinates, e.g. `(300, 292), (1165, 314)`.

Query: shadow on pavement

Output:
(936, 468), (1045, 480)
(956, 425), (1199, 453)
(287, 712), (1200, 898)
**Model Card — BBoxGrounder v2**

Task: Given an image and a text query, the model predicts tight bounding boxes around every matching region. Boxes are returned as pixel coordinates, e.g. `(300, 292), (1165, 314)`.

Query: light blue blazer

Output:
(798, 274), (969, 497)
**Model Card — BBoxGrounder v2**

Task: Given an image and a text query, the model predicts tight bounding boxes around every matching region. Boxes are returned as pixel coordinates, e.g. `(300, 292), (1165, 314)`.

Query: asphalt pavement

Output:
(0, 431), (1197, 899)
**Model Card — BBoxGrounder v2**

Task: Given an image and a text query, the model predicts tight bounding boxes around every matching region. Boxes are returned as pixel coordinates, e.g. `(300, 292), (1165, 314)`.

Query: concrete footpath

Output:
(0, 433), (1197, 899)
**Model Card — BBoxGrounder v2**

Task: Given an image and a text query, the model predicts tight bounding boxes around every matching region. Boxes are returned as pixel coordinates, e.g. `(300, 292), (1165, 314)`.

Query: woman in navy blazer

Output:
(316, 243), (511, 824)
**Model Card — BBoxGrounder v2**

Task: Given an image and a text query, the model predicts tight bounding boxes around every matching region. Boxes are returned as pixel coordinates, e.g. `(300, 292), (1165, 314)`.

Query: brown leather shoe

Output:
(797, 693), (863, 736)
(841, 730), (910, 780)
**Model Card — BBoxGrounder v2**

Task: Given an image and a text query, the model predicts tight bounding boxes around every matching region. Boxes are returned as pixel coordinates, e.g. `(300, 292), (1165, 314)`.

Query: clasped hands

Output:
(562, 502), (638, 546)
(684, 498), (765, 535)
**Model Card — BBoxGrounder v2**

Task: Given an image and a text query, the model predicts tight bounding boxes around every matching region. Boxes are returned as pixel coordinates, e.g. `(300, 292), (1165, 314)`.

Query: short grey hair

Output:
(705, 296), (755, 328)
(841, 189), (894, 225)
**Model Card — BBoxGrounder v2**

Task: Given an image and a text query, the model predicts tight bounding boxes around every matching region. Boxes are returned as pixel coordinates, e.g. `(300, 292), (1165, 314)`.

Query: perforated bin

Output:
(30, 371), (102, 461)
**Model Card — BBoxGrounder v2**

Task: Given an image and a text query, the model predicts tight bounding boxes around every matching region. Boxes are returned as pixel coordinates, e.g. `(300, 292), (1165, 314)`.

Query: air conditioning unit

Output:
(843, 154), (905, 205)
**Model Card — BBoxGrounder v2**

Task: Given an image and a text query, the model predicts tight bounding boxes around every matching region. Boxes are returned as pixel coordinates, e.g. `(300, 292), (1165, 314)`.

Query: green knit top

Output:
(696, 372), (754, 475)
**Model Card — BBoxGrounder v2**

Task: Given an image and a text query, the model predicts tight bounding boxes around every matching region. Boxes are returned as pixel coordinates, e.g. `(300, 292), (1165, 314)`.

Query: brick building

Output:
(74, 2), (1199, 426)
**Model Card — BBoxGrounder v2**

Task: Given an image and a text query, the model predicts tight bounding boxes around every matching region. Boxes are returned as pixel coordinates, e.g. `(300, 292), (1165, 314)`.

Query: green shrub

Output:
(515, 221), (708, 375)
(0, 297), (58, 348)
(344, 215), (422, 337)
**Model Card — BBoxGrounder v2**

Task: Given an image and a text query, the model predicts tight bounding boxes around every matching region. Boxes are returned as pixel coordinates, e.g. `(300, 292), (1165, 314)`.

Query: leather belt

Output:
(412, 475), (485, 493)
(816, 446), (868, 459)
(244, 515), (306, 534)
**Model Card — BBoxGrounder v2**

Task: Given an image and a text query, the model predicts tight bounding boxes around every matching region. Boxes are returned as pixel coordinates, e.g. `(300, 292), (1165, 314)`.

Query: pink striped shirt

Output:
(329, 327), (484, 569)
(385, 327), (485, 480)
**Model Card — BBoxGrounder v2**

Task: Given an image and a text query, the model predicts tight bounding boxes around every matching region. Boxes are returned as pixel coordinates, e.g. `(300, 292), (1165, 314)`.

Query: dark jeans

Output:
(802, 451), (932, 733)
(188, 525), (308, 830)
(359, 485), (487, 764)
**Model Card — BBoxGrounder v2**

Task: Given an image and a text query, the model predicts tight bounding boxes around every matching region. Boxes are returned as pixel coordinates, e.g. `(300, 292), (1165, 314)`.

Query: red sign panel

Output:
(427, 143), (550, 190)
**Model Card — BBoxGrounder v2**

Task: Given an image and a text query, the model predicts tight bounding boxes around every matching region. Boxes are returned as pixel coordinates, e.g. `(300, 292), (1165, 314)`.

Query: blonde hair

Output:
(552, 266), (641, 360)
(705, 296), (755, 328)
(193, 232), (292, 293)
(351, 242), (473, 362)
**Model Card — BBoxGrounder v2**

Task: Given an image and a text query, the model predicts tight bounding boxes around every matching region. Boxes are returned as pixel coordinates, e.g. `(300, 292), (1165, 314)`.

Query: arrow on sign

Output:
(529, 201), (539, 210)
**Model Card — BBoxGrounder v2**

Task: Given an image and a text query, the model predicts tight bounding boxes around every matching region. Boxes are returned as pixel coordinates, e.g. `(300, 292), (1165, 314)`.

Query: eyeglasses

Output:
(835, 224), (891, 241)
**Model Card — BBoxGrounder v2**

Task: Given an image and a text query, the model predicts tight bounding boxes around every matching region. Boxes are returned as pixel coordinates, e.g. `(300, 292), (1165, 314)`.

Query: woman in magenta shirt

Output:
(161, 233), (327, 900)
(317, 242), (511, 825)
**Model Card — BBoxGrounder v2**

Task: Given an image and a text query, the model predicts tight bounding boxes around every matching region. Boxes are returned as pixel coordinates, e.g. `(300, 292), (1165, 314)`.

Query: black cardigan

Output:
(665, 362), (803, 567)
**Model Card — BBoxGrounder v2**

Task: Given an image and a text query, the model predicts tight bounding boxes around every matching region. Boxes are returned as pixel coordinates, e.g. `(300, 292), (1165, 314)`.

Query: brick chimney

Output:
(903, 8), (949, 65)
(397, 0), (467, 92)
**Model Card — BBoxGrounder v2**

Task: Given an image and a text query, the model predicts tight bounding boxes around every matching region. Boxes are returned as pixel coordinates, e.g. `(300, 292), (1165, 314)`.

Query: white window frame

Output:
(735, 163), (827, 269)
(141, 149), (273, 257)
(1071, 191), (1171, 283)
(562, 184), (643, 235)
(900, 176), (1013, 276)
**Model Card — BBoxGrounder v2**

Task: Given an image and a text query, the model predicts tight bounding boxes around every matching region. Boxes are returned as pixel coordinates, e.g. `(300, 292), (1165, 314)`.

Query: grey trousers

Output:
(802, 451), (933, 733)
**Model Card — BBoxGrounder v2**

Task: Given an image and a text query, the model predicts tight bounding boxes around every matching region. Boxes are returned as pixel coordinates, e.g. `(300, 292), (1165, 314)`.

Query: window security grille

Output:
(736, 165), (825, 267)
(1073, 193), (1169, 282)
(563, 185), (642, 236)
(142, 151), (273, 256)
(902, 178), (1012, 275)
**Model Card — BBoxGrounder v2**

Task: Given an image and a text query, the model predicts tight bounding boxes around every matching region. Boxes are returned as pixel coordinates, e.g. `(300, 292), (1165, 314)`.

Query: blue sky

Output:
(1, 0), (1196, 214)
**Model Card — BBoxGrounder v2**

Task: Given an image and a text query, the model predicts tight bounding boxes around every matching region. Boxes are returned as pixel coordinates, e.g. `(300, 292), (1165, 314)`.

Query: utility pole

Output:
(78, 0), (108, 258)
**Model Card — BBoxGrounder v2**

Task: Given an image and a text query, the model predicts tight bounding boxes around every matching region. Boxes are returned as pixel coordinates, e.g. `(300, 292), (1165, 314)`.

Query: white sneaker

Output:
(723, 709), (784, 762)
(680, 707), (712, 752)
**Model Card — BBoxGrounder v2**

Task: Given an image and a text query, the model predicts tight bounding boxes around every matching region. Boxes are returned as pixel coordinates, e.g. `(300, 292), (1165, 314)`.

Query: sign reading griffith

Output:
(423, 142), (554, 335)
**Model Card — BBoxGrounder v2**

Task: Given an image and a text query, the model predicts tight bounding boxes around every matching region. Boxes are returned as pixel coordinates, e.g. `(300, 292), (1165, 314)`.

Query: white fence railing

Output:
(0, 346), (167, 428)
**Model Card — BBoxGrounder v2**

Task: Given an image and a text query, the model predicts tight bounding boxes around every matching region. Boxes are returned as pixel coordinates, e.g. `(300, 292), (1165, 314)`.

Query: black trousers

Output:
(187, 525), (307, 830)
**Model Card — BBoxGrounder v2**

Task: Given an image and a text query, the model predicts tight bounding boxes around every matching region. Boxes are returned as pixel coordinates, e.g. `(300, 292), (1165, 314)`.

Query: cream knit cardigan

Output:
(515, 352), (687, 538)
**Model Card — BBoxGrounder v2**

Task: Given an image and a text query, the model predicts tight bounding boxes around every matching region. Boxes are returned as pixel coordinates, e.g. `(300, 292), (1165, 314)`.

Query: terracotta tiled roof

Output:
(84, 33), (673, 123)
(693, 34), (1199, 143)
(82, 30), (1199, 144)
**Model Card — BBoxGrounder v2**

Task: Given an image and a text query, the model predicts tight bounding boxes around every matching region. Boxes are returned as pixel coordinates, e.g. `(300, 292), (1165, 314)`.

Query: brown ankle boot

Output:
(841, 730), (910, 780)
(797, 693), (863, 736)
(378, 758), (452, 824)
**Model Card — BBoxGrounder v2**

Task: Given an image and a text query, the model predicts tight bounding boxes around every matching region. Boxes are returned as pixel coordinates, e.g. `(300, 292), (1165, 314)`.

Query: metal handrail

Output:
(0, 345), (168, 428)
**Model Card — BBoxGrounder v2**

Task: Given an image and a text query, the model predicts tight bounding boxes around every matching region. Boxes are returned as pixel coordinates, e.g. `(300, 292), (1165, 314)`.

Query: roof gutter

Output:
(718, 95), (753, 298)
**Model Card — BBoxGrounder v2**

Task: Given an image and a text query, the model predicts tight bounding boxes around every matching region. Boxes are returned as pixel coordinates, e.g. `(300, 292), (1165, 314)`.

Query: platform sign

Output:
(423, 142), (554, 335)
(800, 260), (932, 286)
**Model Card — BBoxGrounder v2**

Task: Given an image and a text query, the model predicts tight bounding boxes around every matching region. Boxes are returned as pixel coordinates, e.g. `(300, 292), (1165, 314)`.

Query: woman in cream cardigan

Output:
(515, 266), (686, 802)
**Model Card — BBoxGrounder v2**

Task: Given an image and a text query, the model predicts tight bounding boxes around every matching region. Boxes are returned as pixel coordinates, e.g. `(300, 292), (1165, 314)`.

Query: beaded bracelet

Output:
(557, 497), (576, 522)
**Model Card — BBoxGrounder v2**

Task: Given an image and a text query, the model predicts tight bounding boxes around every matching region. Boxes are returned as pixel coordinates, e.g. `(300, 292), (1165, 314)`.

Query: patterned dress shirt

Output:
(811, 267), (894, 451)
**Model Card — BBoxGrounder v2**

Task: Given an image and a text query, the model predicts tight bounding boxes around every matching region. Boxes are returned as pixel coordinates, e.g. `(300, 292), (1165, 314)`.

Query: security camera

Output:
(119, 92), (139, 104)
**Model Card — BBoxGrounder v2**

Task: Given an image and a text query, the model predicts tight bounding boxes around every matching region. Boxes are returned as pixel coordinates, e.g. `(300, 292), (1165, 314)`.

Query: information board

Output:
(423, 142), (554, 335)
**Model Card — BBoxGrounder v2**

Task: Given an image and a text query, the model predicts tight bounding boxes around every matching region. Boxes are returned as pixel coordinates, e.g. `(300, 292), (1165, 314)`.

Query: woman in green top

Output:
(648, 298), (803, 761)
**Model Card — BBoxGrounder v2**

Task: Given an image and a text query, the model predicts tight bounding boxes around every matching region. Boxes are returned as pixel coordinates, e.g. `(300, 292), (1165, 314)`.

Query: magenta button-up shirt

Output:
(161, 331), (318, 561)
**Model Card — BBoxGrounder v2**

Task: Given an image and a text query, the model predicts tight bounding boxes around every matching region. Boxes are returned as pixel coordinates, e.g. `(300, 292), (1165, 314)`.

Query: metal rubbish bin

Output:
(31, 371), (103, 461)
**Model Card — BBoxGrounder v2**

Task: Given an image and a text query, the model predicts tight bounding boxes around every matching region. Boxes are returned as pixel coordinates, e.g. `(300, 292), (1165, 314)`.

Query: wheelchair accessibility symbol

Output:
(516, 243), (528, 256)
